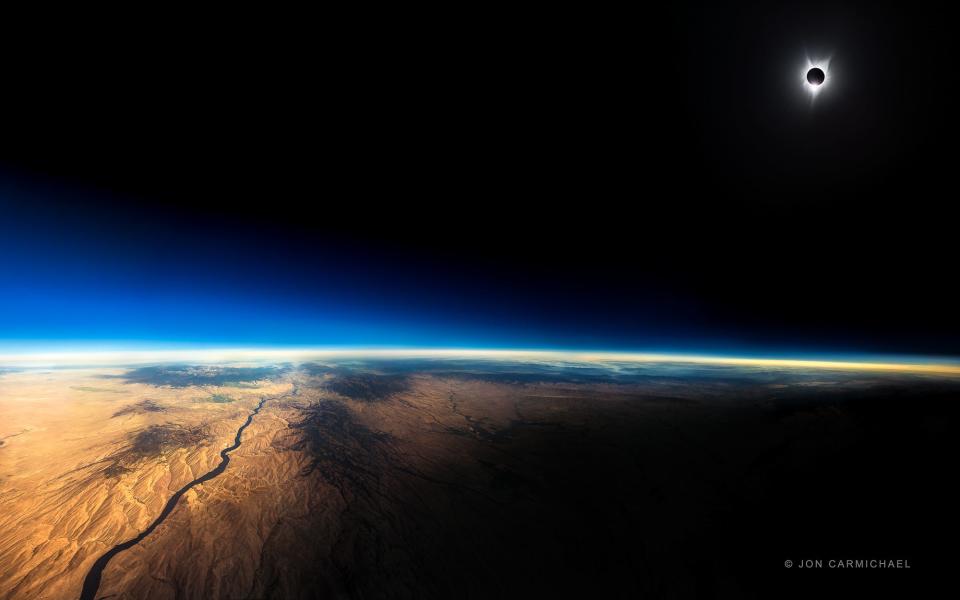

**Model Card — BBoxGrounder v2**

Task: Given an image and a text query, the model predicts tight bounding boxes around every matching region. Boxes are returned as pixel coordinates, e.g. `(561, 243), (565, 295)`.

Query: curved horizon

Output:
(2, 345), (959, 375)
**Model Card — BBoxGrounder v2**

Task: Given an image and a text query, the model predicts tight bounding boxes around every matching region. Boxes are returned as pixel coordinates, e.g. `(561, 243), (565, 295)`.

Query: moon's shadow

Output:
(806, 67), (825, 85)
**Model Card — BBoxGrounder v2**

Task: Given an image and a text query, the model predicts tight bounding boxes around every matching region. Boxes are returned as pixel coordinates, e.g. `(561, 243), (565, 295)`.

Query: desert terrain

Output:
(1, 359), (957, 599)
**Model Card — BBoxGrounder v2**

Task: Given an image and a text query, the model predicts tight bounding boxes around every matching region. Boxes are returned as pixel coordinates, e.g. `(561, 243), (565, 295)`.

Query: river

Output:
(79, 395), (269, 600)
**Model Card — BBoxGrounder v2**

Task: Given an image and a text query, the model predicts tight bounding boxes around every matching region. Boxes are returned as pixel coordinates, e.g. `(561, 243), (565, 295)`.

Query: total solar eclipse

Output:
(801, 57), (831, 98)
(806, 67), (825, 85)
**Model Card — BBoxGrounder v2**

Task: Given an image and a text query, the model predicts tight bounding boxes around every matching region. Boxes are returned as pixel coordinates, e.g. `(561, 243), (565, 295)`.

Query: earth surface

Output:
(0, 352), (956, 599)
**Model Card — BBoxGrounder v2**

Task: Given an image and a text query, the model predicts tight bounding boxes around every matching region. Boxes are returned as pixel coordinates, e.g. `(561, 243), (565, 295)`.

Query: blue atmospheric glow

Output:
(1, 184), (954, 361)
(0, 187), (707, 352)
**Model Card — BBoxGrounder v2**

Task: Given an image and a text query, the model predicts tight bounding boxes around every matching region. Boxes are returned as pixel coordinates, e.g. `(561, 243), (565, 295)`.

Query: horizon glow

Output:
(1, 347), (958, 375)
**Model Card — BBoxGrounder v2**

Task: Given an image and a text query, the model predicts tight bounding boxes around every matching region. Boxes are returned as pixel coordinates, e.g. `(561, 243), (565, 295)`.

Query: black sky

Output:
(1, 2), (956, 354)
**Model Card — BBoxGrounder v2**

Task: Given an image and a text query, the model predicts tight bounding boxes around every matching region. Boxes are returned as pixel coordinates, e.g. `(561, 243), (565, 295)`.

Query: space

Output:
(0, 1), (957, 599)
(2, 1), (956, 355)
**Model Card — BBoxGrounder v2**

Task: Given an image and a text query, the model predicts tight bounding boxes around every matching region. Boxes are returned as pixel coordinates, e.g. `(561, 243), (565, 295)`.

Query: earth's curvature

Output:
(0, 351), (957, 599)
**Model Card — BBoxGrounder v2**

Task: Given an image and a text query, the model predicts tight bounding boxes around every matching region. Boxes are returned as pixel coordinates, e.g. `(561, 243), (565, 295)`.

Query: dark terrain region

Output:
(289, 399), (396, 490)
(112, 399), (166, 418)
(321, 373), (410, 402)
(101, 423), (209, 478)
(298, 363), (411, 402)
(247, 365), (960, 599)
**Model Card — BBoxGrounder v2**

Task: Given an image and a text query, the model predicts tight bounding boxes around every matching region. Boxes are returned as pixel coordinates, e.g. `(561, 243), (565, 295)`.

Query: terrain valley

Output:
(0, 354), (957, 599)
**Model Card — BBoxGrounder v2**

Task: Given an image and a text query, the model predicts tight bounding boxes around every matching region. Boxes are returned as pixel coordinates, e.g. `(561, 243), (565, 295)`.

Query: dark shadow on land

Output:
(249, 364), (958, 599)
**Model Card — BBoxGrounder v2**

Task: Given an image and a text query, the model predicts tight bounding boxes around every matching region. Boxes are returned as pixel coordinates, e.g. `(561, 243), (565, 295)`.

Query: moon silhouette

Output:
(806, 67), (825, 85)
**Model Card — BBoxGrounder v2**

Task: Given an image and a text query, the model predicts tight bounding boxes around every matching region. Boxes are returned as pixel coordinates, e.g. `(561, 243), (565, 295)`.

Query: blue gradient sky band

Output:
(2, 182), (955, 359)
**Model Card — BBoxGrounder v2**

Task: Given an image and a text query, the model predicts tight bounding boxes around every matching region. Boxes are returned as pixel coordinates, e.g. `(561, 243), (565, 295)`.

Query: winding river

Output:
(79, 396), (269, 600)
